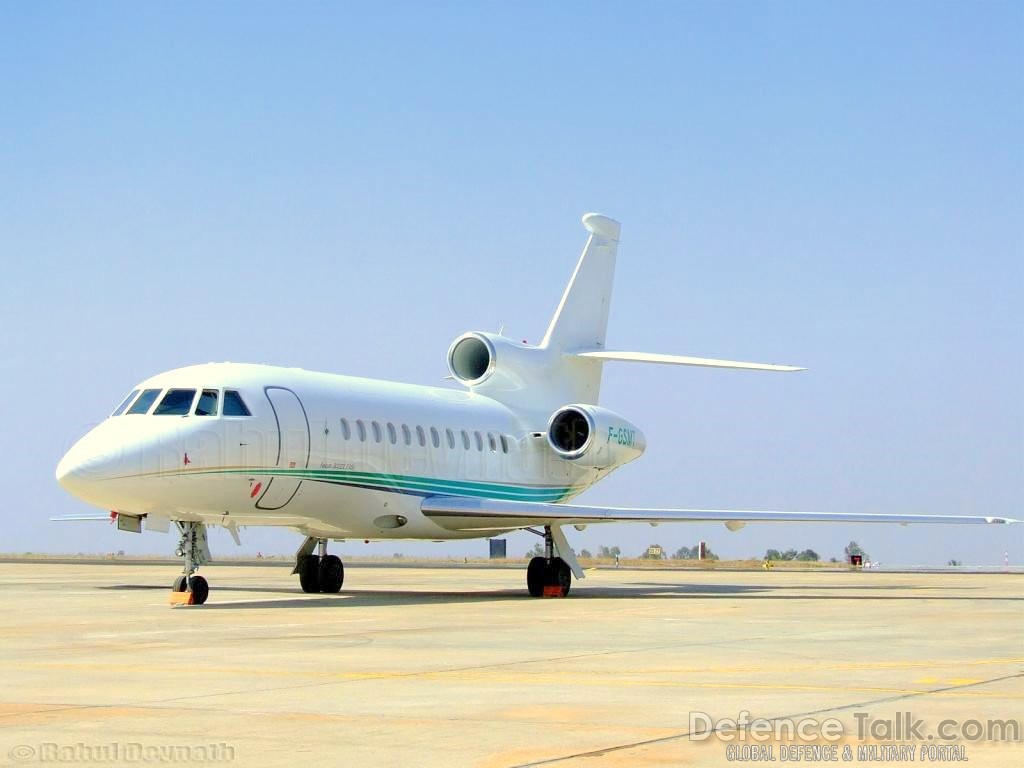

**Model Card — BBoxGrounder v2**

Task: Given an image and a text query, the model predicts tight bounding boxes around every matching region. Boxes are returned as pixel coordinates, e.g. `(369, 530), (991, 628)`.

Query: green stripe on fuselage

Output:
(189, 467), (574, 502)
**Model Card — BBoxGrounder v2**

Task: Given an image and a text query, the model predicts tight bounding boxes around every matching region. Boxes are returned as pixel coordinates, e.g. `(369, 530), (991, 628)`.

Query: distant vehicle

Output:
(55, 214), (1019, 604)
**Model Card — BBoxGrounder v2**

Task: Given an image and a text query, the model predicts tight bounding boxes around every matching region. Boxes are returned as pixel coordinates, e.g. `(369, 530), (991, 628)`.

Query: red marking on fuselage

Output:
(250, 482), (262, 499)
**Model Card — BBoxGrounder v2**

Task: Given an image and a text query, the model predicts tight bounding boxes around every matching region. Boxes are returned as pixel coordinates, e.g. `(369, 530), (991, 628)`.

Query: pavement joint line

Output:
(506, 671), (1024, 768)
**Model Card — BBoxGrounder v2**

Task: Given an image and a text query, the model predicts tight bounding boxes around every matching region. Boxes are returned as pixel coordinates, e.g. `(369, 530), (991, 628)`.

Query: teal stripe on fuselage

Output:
(191, 467), (573, 502)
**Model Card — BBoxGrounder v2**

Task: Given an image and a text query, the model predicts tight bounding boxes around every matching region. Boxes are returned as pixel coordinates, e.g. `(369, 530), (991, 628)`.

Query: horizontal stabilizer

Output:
(574, 350), (805, 372)
(422, 496), (1018, 532)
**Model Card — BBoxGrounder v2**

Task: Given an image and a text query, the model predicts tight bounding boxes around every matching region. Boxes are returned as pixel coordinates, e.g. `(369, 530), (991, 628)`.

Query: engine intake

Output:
(448, 334), (495, 384)
(546, 404), (645, 469)
(548, 408), (592, 458)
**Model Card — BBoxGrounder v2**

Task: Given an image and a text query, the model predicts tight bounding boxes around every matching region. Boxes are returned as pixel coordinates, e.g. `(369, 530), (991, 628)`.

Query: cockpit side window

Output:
(126, 389), (162, 415)
(154, 389), (197, 415)
(111, 390), (139, 417)
(223, 390), (252, 416)
(195, 389), (219, 416)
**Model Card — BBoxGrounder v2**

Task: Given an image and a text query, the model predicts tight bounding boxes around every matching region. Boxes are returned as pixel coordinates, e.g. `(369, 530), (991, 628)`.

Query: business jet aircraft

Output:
(55, 214), (1016, 604)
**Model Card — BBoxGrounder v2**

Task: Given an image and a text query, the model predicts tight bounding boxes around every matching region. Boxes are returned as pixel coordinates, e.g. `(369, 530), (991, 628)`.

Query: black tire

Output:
(188, 575), (209, 605)
(526, 556), (547, 597)
(319, 554), (344, 593)
(172, 575), (187, 592)
(298, 555), (321, 593)
(548, 557), (572, 596)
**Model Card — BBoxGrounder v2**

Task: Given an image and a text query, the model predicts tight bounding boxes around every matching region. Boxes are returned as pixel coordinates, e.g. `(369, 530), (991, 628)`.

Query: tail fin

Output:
(537, 213), (802, 406)
(540, 213), (620, 404)
(541, 213), (621, 352)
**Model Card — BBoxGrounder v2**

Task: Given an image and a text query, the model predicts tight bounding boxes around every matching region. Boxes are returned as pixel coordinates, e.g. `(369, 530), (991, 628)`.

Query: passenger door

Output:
(254, 387), (310, 510)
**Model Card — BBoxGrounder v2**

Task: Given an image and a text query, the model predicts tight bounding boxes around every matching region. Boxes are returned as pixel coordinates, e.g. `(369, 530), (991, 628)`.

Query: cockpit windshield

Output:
(223, 390), (251, 416)
(154, 389), (197, 416)
(195, 389), (218, 416)
(116, 387), (251, 417)
(111, 390), (139, 417)
(126, 389), (162, 415)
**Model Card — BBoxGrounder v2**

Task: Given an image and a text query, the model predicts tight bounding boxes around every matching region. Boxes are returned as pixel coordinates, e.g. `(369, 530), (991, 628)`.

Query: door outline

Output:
(255, 386), (311, 511)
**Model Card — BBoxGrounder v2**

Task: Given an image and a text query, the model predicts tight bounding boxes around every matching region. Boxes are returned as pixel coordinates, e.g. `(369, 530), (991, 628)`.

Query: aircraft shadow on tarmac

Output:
(97, 580), (1019, 609)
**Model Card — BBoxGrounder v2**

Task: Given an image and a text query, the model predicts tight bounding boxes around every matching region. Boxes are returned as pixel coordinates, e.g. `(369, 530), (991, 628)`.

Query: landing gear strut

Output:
(527, 525), (572, 597)
(294, 537), (344, 594)
(172, 521), (211, 605)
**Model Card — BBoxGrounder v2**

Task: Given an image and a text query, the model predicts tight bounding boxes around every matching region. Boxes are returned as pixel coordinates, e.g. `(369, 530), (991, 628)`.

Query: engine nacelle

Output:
(546, 404), (646, 469)
(448, 332), (562, 397)
(446, 331), (609, 412)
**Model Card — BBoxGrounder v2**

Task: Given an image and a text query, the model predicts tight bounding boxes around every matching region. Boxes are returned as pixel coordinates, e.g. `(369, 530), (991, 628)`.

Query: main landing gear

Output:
(527, 525), (572, 597)
(294, 537), (344, 594)
(172, 521), (211, 605)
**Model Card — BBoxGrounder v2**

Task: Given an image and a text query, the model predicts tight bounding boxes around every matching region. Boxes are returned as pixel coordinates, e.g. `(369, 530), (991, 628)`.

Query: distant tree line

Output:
(529, 539), (877, 564)
(764, 548), (820, 562)
(671, 544), (719, 561)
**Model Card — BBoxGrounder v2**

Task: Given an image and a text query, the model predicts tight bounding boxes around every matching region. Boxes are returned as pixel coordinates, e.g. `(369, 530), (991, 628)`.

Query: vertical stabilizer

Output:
(541, 213), (620, 353)
(539, 213), (620, 405)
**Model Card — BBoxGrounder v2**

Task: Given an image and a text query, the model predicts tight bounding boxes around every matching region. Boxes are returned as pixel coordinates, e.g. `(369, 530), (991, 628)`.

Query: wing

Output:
(421, 496), (1019, 533)
(50, 514), (116, 522)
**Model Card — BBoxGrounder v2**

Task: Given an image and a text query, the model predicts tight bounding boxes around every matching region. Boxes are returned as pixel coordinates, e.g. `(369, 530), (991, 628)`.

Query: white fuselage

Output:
(56, 362), (614, 540)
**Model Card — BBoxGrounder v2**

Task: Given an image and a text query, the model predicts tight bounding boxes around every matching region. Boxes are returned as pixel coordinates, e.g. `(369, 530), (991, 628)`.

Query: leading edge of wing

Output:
(420, 496), (1020, 532)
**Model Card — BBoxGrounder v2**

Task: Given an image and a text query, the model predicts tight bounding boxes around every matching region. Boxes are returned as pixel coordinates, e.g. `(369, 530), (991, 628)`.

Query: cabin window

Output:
(372, 421), (382, 443)
(445, 428), (455, 449)
(126, 389), (161, 415)
(223, 390), (252, 416)
(416, 425), (426, 447)
(154, 389), (196, 416)
(461, 430), (470, 450)
(340, 418), (351, 440)
(500, 434), (510, 454)
(386, 422), (397, 445)
(402, 424), (412, 445)
(487, 432), (497, 452)
(430, 427), (440, 448)
(474, 431), (484, 451)
(356, 419), (367, 442)
(194, 389), (218, 416)
(111, 390), (139, 417)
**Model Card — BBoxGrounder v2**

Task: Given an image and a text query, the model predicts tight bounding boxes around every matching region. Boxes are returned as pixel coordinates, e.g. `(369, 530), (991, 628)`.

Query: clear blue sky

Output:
(1, 2), (1020, 565)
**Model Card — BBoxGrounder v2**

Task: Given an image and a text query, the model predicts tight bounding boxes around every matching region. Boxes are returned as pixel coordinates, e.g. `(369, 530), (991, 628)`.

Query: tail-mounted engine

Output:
(546, 404), (646, 469)
(447, 332), (576, 404)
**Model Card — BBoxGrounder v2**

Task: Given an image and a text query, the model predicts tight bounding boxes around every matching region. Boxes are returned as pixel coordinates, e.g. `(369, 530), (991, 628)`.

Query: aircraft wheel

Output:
(548, 557), (572, 596)
(527, 556), (547, 597)
(319, 555), (344, 593)
(172, 575), (187, 592)
(298, 555), (321, 593)
(189, 575), (209, 605)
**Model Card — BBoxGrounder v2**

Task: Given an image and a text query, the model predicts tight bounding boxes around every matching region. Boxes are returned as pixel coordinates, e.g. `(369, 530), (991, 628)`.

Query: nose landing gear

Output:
(171, 521), (211, 605)
(294, 537), (345, 594)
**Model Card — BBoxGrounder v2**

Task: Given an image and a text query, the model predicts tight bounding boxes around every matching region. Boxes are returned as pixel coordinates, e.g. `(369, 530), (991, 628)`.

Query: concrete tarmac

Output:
(0, 563), (1020, 767)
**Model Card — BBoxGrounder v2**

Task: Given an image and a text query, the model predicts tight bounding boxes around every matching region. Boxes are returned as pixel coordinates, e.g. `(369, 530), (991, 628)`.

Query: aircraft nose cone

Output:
(55, 434), (121, 501)
(56, 446), (98, 498)
(55, 450), (78, 489)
